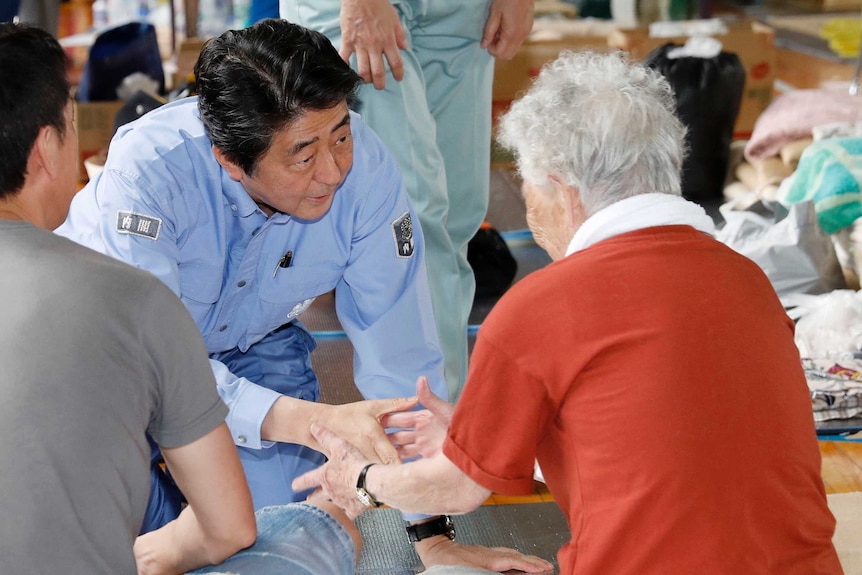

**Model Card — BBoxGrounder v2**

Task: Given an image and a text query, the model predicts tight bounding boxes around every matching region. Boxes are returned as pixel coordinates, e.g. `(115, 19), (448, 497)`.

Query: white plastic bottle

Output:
(91, 0), (108, 28)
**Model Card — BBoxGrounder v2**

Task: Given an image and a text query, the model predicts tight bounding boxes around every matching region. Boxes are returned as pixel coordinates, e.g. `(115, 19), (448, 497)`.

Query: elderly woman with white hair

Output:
(293, 51), (842, 575)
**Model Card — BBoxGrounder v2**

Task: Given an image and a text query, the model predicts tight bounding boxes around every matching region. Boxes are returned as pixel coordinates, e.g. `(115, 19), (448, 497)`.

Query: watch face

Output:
(443, 516), (456, 540)
(356, 487), (375, 508)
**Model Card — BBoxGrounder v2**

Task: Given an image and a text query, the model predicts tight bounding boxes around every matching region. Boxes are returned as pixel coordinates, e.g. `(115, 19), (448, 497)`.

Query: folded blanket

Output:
(779, 138), (862, 234)
(779, 137), (813, 167)
(735, 157), (794, 191)
(804, 358), (862, 422)
(814, 121), (862, 142)
(745, 90), (862, 161)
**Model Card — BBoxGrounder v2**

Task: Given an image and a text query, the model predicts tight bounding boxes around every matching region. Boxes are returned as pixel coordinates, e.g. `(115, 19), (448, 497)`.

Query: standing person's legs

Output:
(188, 501), (360, 575)
(281, 0), (492, 401)
(412, 0), (494, 401)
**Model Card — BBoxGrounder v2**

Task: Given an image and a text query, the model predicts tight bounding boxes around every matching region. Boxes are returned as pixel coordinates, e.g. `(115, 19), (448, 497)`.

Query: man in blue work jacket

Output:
(58, 19), (544, 572)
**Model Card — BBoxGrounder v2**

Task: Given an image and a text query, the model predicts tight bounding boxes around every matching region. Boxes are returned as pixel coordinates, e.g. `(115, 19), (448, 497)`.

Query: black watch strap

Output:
(355, 463), (383, 508)
(406, 515), (456, 543)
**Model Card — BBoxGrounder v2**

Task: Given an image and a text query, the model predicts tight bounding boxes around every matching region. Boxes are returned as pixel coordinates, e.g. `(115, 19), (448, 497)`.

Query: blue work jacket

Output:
(58, 97), (446, 450)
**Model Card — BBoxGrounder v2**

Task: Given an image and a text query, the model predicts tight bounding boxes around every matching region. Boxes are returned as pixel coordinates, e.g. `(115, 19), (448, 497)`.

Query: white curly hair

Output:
(497, 50), (687, 217)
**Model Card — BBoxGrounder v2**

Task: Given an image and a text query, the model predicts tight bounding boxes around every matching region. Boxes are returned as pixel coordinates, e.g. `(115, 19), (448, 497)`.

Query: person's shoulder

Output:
(508, 256), (579, 297)
(482, 260), (572, 331)
(48, 232), (166, 292)
(107, 97), (210, 174)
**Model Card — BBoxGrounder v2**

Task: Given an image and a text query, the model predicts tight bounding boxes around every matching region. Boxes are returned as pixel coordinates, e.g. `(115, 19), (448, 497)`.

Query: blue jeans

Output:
(140, 435), (185, 535)
(214, 323), (326, 510)
(188, 503), (356, 575)
(142, 323), (325, 534)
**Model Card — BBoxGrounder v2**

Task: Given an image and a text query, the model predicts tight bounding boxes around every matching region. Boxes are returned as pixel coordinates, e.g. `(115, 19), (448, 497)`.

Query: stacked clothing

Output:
(724, 89), (862, 289)
(804, 357), (862, 422)
(789, 289), (862, 422)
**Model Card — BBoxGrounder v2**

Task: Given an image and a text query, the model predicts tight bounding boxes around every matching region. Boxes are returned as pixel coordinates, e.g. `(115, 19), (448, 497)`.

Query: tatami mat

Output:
(828, 491), (862, 575)
(354, 504), (568, 575)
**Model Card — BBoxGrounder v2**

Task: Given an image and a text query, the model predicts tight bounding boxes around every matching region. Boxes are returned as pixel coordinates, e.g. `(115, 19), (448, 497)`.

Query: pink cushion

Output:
(744, 89), (862, 161)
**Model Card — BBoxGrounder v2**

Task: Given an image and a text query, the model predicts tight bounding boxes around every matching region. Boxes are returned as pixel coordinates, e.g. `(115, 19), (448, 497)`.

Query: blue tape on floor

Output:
(818, 434), (862, 443)
(501, 228), (534, 245)
(311, 330), (347, 339)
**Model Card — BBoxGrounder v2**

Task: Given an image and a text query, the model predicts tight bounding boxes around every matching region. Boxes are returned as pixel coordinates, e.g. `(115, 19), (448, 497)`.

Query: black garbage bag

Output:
(644, 43), (745, 203)
(468, 223), (517, 298)
(113, 90), (166, 132)
(77, 22), (165, 102)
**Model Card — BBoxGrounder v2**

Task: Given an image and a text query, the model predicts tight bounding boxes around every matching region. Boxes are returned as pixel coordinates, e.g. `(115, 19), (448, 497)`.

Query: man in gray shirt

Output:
(0, 23), (362, 575)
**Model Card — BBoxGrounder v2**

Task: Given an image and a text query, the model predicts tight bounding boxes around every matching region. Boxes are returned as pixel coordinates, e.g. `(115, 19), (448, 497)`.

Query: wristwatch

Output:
(355, 463), (383, 508)
(406, 515), (456, 543)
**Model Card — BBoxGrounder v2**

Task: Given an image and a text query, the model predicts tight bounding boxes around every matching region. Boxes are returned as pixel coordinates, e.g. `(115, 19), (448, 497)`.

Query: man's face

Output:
(231, 102), (353, 221)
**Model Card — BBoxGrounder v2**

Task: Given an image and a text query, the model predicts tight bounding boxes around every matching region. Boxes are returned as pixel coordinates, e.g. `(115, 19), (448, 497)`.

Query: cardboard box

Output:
(766, 0), (862, 11)
(75, 100), (123, 182)
(491, 20), (616, 163)
(172, 37), (207, 89)
(608, 20), (776, 139)
(494, 36), (612, 103)
(493, 20), (615, 107)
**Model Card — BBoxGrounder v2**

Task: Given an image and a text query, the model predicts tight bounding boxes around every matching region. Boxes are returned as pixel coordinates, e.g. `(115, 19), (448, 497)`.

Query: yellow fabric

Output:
(821, 18), (862, 59)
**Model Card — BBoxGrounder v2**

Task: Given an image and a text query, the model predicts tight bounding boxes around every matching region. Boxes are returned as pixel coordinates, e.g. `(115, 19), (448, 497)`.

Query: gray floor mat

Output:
(354, 504), (568, 575)
(309, 332), (570, 575)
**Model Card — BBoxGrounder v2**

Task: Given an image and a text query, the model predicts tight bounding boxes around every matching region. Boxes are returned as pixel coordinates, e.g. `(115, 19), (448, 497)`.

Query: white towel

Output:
(566, 193), (716, 257)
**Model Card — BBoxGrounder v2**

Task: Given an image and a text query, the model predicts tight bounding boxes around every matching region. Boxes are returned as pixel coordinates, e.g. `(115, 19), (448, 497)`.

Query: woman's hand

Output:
(383, 375), (454, 459)
(310, 395), (419, 464)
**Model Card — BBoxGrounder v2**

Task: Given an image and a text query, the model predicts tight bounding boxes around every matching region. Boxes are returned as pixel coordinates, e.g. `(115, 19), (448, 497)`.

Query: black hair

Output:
(0, 23), (69, 198)
(195, 18), (362, 175)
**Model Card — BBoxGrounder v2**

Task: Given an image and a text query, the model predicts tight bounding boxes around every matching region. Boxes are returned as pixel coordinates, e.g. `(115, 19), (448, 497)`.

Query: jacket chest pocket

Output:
(258, 263), (342, 323)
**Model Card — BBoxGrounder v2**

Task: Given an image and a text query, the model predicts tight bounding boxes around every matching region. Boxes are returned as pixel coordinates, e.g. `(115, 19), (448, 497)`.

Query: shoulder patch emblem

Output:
(392, 211), (414, 259)
(116, 211), (162, 241)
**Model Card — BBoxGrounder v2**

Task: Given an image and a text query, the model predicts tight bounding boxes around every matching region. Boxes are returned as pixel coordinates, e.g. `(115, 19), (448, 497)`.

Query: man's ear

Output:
(29, 126), (57, 180)
(212, 146), (245, 182)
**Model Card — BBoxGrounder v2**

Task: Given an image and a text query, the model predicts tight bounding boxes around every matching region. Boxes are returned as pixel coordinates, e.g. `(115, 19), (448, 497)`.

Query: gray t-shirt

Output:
(0, 220), (228, 575)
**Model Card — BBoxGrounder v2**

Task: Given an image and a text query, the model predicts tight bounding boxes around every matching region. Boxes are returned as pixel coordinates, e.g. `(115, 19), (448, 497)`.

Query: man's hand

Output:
(415, 535), (555, 574)
(383, 375), (453, 459)
(310, 395), (419, 465)
(481, 0), (535, 60)
(293, 423), (376, 519)
(339, 0), (407, 89)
